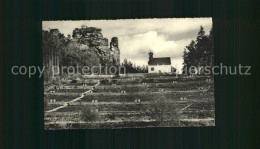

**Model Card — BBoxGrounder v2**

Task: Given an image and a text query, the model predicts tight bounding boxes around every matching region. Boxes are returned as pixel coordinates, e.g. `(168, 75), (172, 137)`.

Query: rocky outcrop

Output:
(110, 37), (120, 66)
(67, 25), (120, 68)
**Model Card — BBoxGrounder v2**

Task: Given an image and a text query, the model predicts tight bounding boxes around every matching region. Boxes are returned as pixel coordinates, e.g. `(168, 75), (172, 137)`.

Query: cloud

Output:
(119, 30), (191, 71)
(43, 18), (212, 72)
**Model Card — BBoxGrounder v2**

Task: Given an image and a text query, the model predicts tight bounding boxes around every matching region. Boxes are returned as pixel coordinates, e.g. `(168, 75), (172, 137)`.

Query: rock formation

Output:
(110, 37), (120, 66)
(66, 25), (120, 68)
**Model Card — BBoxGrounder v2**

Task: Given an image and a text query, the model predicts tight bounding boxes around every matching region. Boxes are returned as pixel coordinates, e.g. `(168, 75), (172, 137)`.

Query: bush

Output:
(81, 107), (101, 122)
(100, 79), (109, 84)
(107, 113), (116, 120)
(147, 97), (182, 123)
(111, 79), (118, 83)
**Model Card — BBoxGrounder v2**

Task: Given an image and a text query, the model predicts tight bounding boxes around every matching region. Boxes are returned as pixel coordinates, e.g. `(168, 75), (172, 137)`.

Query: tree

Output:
(197, 26), (205, 41)
(208, 26), (214, 67)
(42, 29), (66, 81)
(182, 25), (214, 75)
(183, 40), (196, 74)
(121, 59), (148, 73)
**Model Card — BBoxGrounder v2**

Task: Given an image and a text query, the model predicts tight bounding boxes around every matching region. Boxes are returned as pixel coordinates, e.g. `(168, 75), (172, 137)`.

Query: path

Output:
(45, 81), (100, 113)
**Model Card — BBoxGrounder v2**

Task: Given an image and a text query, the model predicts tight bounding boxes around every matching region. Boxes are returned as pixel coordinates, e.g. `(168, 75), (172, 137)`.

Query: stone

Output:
(79, 44), (89, 51)
(66, 26), (120, 73)
(96, 33), (103, 38)
(50, 29), (60, 36)
(90, 41), (100, 46)
(110, 37), (120, 66)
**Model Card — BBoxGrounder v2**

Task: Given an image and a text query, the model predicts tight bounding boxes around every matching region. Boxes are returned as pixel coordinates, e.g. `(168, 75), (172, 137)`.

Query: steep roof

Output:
(148, 57), (171, 65)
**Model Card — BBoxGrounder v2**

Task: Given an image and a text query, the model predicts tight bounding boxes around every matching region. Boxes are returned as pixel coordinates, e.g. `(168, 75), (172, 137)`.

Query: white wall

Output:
(148, 65), (171, 73)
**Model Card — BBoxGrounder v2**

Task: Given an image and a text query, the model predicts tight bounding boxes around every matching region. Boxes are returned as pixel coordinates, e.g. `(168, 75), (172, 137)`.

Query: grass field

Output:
(44, 75), (215, 129)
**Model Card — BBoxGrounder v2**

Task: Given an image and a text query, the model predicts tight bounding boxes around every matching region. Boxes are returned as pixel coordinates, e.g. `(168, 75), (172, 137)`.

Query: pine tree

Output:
(182, 25), (214, 75)
(42, 29), (66, 81)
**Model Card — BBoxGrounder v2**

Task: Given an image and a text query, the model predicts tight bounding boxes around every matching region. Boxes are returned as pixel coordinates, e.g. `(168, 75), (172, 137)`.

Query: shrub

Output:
(111, 79), (118, 83)
(147, 97), (182, 123)
(81, 107), (101, 122)
(100, 79), (109, 84)
(107, 113), (116, 120)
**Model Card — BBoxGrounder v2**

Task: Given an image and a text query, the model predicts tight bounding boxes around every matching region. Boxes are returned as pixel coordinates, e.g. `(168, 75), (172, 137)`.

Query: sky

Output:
(43, 18), (212, 72)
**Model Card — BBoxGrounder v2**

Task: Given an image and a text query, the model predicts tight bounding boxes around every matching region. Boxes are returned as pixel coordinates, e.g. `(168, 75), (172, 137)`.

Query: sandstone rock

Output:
(90, 41), (100, 46)
(110, 37), (118, 48)
(66, 26), (120, 72)
(79, 44), (89, 51)
(110, 37), (120, 66)
(96, 33), (103, 38)
(50, 29), (59, 36)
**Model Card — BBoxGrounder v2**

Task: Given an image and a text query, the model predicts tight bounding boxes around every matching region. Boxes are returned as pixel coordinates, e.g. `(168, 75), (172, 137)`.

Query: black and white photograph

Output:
(42, 18), (215, 129)
(3, 0), (259, 147)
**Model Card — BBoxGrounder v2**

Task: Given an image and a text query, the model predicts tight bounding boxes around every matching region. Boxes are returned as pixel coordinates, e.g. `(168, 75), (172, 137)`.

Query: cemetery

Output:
(44, 74), (215, 129)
